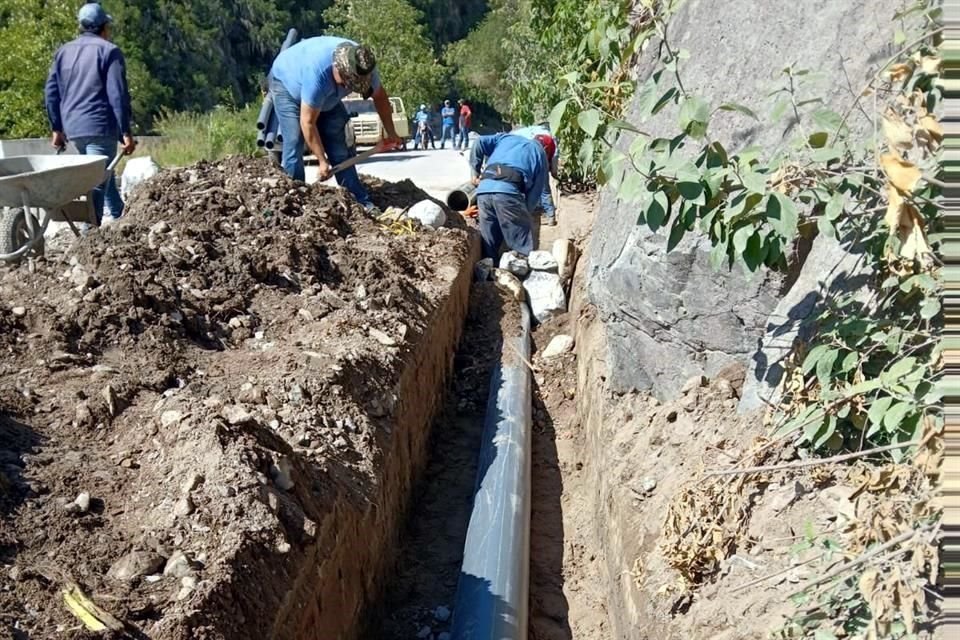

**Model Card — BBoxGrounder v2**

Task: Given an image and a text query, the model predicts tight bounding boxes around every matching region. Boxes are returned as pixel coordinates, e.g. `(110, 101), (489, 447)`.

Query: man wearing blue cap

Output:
(44, 2), (135, 224)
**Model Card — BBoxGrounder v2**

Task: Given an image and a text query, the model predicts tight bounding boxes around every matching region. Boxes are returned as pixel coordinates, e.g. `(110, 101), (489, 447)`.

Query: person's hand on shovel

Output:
(375, 136), (403, 153)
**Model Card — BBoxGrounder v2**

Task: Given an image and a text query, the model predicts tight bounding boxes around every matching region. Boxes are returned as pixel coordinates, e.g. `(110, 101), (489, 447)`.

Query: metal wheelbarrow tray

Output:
(0, 153), (120, 263)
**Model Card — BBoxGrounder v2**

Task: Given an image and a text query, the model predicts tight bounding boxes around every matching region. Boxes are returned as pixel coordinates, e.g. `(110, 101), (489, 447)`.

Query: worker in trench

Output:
(469, 132), (556, 260)
(511, 123), (560, 226)
(269, 37), (402, 214)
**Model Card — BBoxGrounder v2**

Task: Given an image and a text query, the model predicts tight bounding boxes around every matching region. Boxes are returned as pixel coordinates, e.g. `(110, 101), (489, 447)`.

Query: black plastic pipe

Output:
(446, 182), (477, 212)
(450, 304), (532, 640)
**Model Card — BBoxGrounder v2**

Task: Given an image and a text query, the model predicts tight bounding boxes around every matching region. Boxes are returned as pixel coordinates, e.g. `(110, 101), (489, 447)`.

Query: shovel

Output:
(329, 139), (399, 177)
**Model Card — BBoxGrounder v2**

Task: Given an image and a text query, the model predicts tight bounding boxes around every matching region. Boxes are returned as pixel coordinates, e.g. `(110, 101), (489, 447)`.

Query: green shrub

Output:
(148, 105), (260, 167)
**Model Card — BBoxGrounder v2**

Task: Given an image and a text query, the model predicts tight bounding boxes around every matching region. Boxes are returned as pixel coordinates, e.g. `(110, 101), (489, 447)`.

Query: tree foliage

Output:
(324, 0), (447, 114)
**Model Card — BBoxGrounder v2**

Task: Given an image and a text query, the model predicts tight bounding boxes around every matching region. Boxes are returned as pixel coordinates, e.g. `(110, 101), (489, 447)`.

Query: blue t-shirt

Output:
(441, 106), (456, 126)
(470, 133), (548, 214)
(270, 36), (381, 111)
(414, 110), (430, 124)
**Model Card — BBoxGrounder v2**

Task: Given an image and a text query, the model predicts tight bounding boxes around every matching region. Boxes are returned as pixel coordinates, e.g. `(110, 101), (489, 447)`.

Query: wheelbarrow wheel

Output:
(0, 208), (43, 261)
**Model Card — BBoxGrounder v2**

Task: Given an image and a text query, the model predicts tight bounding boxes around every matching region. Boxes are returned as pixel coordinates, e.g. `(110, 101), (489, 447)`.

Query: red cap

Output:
(534, 133), (556, 162)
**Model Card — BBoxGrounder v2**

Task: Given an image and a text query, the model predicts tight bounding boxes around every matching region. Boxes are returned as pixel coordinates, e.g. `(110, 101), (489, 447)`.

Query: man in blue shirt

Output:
(413, 104), (435, 150)
(469, 133), (555, 259)
(269, 36), (401, 212)
(511, 123), (560, 226)
(45, 3), (136, 224)
(440, 99), (456, 149)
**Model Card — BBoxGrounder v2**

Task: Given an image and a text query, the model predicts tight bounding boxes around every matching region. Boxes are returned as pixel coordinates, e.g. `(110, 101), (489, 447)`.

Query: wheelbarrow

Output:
(0, 153), (122, 263)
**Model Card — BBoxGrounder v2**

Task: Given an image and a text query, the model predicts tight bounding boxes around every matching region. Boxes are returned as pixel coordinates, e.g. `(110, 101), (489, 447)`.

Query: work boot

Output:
(544, 216), (557, 227)
(363, 204), (382, 220)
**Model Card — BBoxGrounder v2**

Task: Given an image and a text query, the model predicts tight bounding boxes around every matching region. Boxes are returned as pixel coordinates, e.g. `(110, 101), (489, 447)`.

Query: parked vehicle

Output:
(343, 93), (410, 151)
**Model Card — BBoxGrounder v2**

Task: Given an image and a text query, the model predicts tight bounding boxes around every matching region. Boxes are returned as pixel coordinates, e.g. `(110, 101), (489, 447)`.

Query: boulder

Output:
(528, 250), (559, 273)
(523, 271), (566, 323)
(498, 251), (529, 277)
(406, 200), (446, 228)
(552, 238), (575, 282)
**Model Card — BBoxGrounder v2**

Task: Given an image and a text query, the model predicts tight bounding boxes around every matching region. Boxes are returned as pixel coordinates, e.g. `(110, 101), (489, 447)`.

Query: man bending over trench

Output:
(469, 132), (555, 260)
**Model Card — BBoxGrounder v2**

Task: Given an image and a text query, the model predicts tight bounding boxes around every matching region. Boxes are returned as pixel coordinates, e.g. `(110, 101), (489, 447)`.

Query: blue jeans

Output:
(440, 123), (454, 148)
(457, 125), (470, 150)
(72, 136), (122, 223)
(539, 186), (556, 220)
(477, 192), (532, 259)
(270, 77), (372, 207)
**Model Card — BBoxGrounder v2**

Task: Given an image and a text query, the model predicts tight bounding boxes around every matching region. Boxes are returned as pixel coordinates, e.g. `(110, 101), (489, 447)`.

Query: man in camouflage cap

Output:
(269, 36), (401, 212)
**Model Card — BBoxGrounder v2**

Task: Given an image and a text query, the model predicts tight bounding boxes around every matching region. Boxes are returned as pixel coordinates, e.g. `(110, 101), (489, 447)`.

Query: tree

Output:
(324, 0), (447, 113)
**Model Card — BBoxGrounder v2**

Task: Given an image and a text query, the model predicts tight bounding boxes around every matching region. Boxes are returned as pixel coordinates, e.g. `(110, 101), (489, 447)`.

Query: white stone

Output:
(528, 250), (558, 273)
(542, 334), (574, 359)
(552, 237), (575, 282)
(121, 156), (160, 199)
(406, 199), (446, 228)
(498, 251), (529, 277)
(493, 269), (525, 302)
(523, 271), (566, 323)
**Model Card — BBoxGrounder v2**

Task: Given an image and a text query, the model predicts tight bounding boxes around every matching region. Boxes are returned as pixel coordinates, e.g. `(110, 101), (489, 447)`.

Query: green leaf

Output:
(868, 396), (893, 428)
(884, 356), (918, 382)
(742, 231), (766, 272)
(817, 216), (836, 239)
(840, 351), (859, 373)
(812, 108), (843, 132)
(629, 135), (649, 159)
(646, 191), (669, 231)
(608, 119), (648, 135)
(677, 181), (705, 204)
(814, 630), (838, 640)
(679, 96), (711, 139)
(667, 218), (687, 252)
(767, 193), (799, 241)
(808, 131), (829, 148)
(741, 169), (767, 194)
(883, 401), (913, 433)
(825, 193), (845, 220)
(802, 344), (831, 375)
(920, 298), (941, 320)
(816, 348), (839, 385)
(814, 415), (837, 448)
(732, 224), (753, 255)
(708, 239), (728, 270)
(548, 99), (570, 135)
(810, 146), (842, 162)
(577, 109), (603, 137)
(619, 171), (646, 203)
(715, 102), (759, 120)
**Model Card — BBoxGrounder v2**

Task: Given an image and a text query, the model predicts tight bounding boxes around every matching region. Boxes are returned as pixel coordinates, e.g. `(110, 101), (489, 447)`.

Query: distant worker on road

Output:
(440, 99), (456, 149)
(413, 104), (435, 150)
(457, 99), (472, 151)
(44, 2), (136, 224)
(511, 123), (560, 226)
(269, 36), (401, 213)
(469, 132), (555, 260)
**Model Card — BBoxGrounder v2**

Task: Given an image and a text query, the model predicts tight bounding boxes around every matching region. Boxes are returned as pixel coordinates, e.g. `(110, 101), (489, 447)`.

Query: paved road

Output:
(306, 147), (473, 202)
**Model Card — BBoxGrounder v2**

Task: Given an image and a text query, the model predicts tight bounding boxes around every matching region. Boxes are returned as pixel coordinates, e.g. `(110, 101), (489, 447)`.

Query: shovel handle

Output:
(330, 145), (381, 176)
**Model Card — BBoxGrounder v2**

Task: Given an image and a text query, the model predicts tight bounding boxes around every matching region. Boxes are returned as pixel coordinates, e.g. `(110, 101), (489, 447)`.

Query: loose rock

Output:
(417, 626), (432, 639)
(498, 251), (530, 277)
(221, 404), (253, 425)
(107, 550), (165, 582)
(434, 605), (451, 622)
(406, 199), (447, 228)
(474, 258), (494, 282)
(163, 551), (193, 578)
(523, 271), (566, 323)
(542, 334), (574, 359)
(11, 306), (26, 317)
(173, 496), (195, 517)
(269, 457), (295, 491)
(493, 269), (525, 302)
(528, 250), (559, 273)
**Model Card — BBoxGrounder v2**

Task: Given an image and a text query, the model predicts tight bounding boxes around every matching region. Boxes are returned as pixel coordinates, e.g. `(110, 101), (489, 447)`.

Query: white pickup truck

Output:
(342, 94), (410, 151)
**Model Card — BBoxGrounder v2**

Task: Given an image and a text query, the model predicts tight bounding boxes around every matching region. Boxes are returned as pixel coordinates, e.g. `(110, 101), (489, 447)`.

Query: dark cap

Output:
(78, 2), (112, 31)
(333, 43), (377, 99)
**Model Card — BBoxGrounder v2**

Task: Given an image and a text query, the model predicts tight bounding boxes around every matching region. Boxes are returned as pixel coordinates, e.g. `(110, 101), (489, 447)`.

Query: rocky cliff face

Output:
(586, 0), (903, 400)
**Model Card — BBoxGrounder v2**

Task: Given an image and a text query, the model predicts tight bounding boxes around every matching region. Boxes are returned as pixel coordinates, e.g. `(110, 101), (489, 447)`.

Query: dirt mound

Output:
(0, 156), (473, 639)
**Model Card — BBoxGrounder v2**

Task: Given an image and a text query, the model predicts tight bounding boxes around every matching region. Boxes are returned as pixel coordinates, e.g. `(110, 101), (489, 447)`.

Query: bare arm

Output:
(371, 86), (400, 143)
(300, 103), (331, 177)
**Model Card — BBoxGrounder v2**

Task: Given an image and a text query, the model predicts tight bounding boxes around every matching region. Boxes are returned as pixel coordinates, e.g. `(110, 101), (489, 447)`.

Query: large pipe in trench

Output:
(450, 304), (532, 640)
(446, 182), (477, 212)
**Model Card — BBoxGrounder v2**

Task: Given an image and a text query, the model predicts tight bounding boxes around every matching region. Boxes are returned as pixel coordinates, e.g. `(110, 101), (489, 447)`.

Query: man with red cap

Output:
(469, 132), (555, 260)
